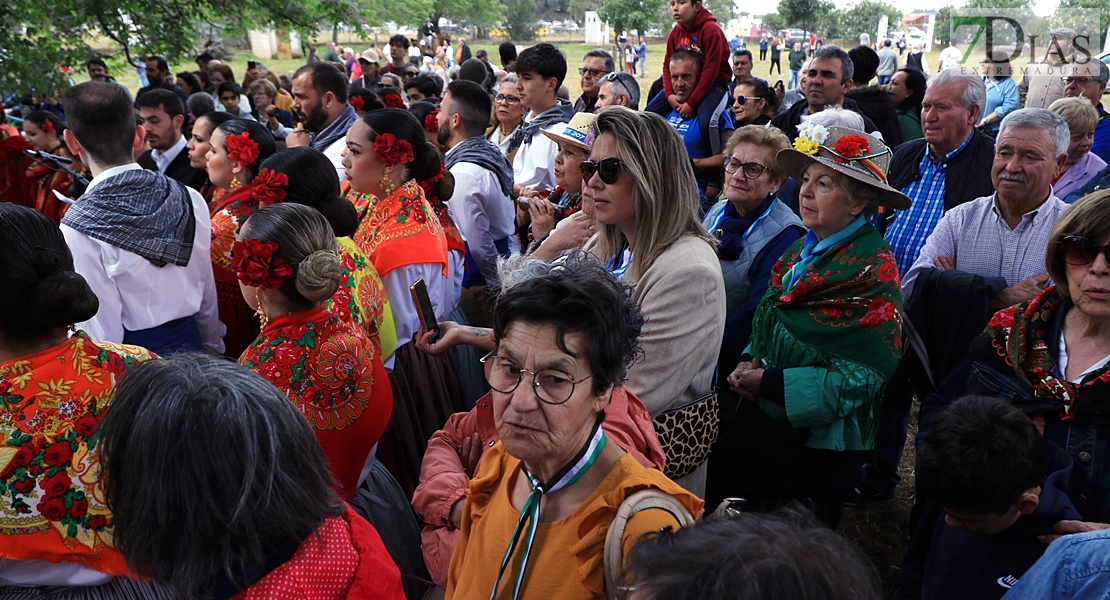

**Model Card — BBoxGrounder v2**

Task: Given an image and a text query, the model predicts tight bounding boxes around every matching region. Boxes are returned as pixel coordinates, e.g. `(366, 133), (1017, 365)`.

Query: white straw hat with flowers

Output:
(776, 124), (912, 210)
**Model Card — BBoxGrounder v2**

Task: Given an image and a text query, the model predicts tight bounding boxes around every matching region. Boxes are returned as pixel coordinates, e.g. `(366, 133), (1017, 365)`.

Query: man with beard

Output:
(438, 80), (518, 295)
(135, 90), (206, 191)
(287, 63), (358, 181)
(769, 45), (879, 141)
(135, 56), (188, 107)
(87, 58), (131, 99)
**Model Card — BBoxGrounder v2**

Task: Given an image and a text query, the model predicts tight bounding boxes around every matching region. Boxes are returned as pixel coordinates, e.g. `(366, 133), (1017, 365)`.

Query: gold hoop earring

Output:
(380, 172), (395, 195)
(255, 291), (269, 328)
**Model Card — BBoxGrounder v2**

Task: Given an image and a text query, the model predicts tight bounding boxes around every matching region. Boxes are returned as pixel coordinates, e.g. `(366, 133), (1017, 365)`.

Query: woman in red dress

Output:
(206, 119), (277, 356)
(235, 203), (392, 500)
(100, 353), (404, 600)
(21, 111), (80, 223)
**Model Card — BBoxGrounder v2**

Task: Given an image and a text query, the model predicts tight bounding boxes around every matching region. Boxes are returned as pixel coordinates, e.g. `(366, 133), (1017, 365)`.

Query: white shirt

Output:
(323, 136), (347, 183)
(62, 164), (225, 354)
(380, 263), (452, 370)
(512, 113), (564, 192)
(488, 123), (520, 158)
(0, 558), (113, 587)
(150, 134), (186, 174)
(446, 145), (520, 286)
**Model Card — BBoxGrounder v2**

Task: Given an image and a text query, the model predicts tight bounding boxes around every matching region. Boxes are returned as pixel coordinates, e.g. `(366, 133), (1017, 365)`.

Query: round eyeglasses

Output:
(480, 351), (593, 404)
(723, 157), (773, 179)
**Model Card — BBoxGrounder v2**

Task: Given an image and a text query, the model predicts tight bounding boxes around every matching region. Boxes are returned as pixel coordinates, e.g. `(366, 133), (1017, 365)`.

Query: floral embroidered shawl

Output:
(977, 287), (1110, 422)
(325, 237), (396, 359)
(0, 332), (153, 574)
(239, 307), (392, 499)
(750, 221), (904, 382)
(347, 179), (449, 277)
(209, 184), (258, 272)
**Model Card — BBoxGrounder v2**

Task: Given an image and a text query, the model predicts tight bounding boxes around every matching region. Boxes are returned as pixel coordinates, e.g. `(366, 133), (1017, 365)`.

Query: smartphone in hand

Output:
(410, 279), (442, 343)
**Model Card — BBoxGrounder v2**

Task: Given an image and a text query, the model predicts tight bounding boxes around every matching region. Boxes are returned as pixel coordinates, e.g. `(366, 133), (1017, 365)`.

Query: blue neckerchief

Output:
(607, 239), (632, 278)
(714, 195), (776, 261)
(783, 215), (867, 292)
(489, 419), (607, 600)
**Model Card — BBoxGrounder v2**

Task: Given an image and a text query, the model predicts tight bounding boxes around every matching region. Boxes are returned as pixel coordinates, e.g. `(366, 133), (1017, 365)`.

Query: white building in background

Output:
(585, 12), (610, 45)
(248, 29), (303, 60)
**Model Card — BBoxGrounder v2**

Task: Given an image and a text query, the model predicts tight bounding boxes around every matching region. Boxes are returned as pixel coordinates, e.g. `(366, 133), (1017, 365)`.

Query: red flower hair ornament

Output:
(424, 110), (440, 134)
(231, 239), (293, 289)
(384, 94), (405, 109)
(374, 133), (415, 167)
(350, 95), (365, 112)
(40, 120), (55, 134)
(831, 134), (870, 163)
(226, 131), (260, 166)
(252, 168), (289, 205)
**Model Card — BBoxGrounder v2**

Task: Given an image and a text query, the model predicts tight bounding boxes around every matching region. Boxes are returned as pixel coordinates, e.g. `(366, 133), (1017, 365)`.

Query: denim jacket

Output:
(1001, 530), (1110, 600)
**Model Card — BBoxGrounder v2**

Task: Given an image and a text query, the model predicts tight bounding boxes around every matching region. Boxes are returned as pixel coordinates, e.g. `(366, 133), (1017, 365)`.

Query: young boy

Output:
(903, 396), (1081, 600)
(509, 42), (575, 197)
(217, 82), (250, 118)
(646, 0), (731, 151)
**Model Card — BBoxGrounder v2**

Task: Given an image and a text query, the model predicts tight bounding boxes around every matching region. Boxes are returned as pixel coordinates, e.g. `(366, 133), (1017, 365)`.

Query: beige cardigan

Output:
(599, 235), (726, 418)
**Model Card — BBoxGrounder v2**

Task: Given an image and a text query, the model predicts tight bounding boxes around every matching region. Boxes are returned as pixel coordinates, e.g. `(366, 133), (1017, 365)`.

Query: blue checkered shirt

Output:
(885, 133), (975, 271)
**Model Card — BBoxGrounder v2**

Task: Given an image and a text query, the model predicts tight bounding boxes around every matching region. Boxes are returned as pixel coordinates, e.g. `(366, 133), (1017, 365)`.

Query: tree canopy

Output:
(840, 0), (902, 41)
(1, 0), (501, 94)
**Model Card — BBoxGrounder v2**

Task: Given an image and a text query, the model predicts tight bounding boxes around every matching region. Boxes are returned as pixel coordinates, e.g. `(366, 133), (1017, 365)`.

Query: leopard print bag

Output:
(652, 391), (720, 480)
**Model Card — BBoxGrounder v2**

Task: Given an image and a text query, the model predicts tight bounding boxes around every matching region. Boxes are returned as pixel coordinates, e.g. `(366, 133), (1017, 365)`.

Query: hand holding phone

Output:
(410, 279), (442, 343)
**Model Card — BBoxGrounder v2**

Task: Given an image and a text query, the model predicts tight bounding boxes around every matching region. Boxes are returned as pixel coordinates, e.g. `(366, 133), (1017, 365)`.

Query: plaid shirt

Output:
(886, 133), (975, 271)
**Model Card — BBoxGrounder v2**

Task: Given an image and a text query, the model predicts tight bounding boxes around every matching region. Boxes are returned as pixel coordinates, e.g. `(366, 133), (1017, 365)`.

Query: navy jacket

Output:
(902, 441), (1082, 600)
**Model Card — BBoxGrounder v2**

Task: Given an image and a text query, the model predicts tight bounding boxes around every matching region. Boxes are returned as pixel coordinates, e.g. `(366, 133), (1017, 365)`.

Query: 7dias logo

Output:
(951, 9), (1101, 67)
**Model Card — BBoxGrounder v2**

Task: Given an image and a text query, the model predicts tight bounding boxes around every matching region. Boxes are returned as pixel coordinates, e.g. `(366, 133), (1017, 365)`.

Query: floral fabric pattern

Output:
(239, 306), (392, 499)
(347, 179), (449, 277)
(209, 185), (258, 272)
(324, 237), (394, 357)
(0, 332), (153, 574)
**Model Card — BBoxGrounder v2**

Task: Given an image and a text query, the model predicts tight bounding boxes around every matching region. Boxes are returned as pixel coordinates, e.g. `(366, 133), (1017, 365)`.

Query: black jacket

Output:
(138, 145), (207, 192)
(846, 85), (902, 147)
(769, 96), (880, 142)
(887, 130), (996, 213)
(901, 442), (1081, 600)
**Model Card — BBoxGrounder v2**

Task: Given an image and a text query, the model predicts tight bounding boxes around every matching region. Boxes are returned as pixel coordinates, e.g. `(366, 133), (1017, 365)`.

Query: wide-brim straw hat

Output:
(541, 112), (597, 151)
(777, 125), (911, 210)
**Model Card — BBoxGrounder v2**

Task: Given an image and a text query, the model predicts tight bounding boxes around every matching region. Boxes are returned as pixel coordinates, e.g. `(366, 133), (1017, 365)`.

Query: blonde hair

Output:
(1049, 96), (1099, 134)
(588, 107), (715, 282)
(1045, 189), (1110, 298)
(724, 125), (791, 180)
(249, 78), (277, 99)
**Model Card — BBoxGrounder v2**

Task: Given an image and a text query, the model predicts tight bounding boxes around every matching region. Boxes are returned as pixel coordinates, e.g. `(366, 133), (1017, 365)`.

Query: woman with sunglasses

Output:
(583, 106), (726, 495)
(731, 78), (778, 126)
(700, 125), (804, 383)
(920, 190), (1110, 525)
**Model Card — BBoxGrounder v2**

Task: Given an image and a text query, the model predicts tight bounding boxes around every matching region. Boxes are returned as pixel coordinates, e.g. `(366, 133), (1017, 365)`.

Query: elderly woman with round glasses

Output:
(723, 126), (908, 526)
(445, 254), (702, 600)
(921, 190), (1110, 524)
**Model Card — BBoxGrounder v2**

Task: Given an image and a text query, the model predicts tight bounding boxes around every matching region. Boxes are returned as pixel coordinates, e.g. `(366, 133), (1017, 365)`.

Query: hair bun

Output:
(28, 271), (99, 329)
(317, 192), (359, 238)
(294, 250), (342, 303)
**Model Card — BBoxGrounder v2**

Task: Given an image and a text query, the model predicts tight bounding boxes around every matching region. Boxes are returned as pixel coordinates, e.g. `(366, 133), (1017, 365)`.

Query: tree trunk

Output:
(332, 24), (338, 44)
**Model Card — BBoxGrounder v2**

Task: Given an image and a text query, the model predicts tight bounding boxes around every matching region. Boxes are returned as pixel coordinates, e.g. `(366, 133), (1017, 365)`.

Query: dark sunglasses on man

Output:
(579, 157), (626, 184)
(579, 67), (611, 78)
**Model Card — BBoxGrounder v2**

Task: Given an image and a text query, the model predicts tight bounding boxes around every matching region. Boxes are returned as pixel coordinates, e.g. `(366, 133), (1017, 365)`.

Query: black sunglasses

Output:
(1062, 235), (1110, 266)
(580, 157), (626, 184)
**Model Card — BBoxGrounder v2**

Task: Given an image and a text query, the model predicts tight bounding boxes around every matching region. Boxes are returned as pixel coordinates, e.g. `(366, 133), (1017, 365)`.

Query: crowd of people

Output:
(2, 1), (1110, 597)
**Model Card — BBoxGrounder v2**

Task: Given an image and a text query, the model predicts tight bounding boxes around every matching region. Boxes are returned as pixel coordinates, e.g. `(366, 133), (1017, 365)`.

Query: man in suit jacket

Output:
(136, 89), (207, 191)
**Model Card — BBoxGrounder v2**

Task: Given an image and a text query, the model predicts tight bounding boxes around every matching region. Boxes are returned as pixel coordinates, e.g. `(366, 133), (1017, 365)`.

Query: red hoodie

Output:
(662, 6), (732, 108)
